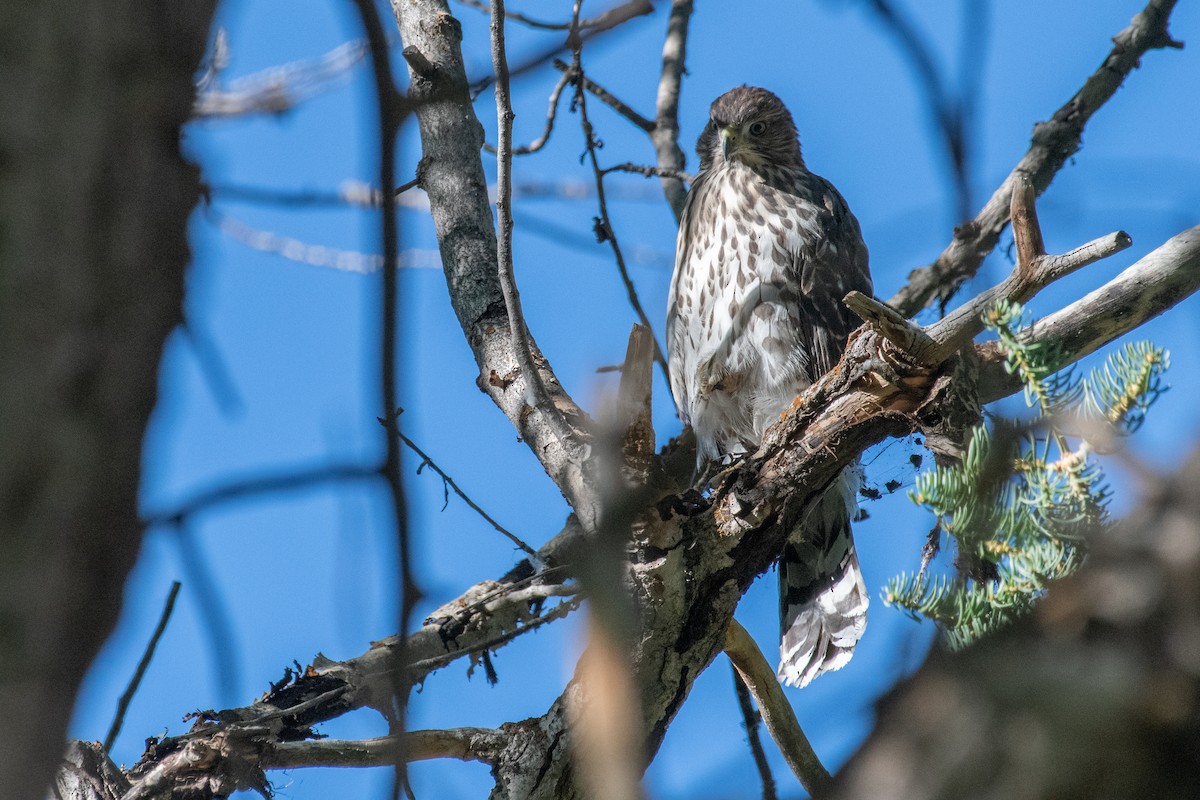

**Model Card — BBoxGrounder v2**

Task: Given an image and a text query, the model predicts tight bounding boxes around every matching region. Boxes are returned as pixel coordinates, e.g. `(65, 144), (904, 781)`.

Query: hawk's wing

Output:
(789, 173), (873, 381)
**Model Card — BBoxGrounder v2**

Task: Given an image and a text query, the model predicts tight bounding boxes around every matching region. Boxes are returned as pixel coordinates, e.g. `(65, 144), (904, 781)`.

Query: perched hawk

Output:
(666, 86), (873, 687)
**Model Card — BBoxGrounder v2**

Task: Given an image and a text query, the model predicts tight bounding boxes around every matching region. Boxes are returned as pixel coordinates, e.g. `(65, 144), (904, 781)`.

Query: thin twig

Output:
(572, 55), (670, 380)
(553, 59), (654, 132)
(389, 412), (539, 558)
(600, 162), (693, 182)
(731, 665), (778, 800)
(484, 71), (573, 155)
(104, 582), (183, 752)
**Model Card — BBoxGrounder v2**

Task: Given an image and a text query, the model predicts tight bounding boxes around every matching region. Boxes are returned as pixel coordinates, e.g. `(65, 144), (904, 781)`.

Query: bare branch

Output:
(193, 38), (367, 119)
(573, 56), (671, 381)
(843, 290), (936, 355)
(978, 224), (1200, 403)
(401, 45), (437, 79)
(390, 413), (539, 559)
(553, 59), (655, 133)
(888, 0), (1182, 316)
(652, 0), (692, 221)
(485, 71), (573, 155)
(725, 620), (832, 798)
(266, 728), (507, 768)
(492, 0), (585, 468)
(918, 180), (1132, 364)
(730, 666), (778, 800)
(850, 182), (1131, 369)
(601, 162), (694, 182)
(104, 582), (182, 753)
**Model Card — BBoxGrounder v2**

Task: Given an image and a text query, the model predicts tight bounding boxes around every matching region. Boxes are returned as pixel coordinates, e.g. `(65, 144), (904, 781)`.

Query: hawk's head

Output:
(697, 86), (802, 172)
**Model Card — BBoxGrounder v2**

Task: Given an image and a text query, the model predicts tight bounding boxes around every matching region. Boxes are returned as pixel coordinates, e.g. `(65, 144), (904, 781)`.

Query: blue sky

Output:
(71, 1), (1199, 798)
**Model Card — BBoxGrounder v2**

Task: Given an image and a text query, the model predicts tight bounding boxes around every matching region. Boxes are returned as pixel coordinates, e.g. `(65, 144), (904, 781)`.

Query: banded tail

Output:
(777, 468), (868, 688)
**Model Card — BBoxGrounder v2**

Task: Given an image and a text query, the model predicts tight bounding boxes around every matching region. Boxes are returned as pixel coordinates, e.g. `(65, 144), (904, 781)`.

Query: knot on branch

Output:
(402, 45), (437, 80)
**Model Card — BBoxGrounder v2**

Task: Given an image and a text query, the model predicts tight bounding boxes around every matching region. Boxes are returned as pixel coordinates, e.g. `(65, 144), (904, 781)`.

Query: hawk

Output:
(666, 86), (873, 687)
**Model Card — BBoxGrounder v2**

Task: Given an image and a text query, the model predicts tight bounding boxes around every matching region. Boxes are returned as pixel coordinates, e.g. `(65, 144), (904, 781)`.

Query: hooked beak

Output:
(719, 126), (735, 161)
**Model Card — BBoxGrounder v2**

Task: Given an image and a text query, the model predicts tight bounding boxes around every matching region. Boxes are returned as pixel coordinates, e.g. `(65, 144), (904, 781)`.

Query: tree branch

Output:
(725, 620), (830, 798)
(553, 59), (655, 133)
(391, 0), (601, 528)
(113, 214), (1200, 796)
(484, 70), (573, 155)
(652, 0), (692, 222)
(887, 0), (1182, 316)
(917, 179), (1131, 364)
(104, 582), (182, 753)
(265, 728), (507, 768)
(978, 224), (1200, 403)
(850, 180), (1132, 368)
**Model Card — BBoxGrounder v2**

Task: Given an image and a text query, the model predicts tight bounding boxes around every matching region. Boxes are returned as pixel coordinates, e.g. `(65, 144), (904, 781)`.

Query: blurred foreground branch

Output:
(832, 444), (1200, 799)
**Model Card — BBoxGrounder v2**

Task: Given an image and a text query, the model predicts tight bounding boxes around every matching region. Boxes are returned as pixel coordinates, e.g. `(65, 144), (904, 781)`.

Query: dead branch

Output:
(265, 728), (507, 768)
(725, 620), (832, 797)
(888, 0), (1183, 315)
(848, 178), (1132, 366)
(978, 224), (1200, 404)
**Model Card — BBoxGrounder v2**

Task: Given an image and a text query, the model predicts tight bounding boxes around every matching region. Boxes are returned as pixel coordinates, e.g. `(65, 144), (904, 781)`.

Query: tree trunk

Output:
(0, 5), (215, 798)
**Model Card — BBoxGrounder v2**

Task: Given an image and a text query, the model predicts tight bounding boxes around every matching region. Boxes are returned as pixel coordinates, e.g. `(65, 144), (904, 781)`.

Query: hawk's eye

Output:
(749, 121), (767, 136)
